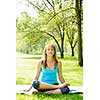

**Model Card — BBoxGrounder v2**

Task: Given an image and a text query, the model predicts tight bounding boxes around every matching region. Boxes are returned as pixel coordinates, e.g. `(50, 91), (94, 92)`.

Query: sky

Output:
(16, 0), (38, 17)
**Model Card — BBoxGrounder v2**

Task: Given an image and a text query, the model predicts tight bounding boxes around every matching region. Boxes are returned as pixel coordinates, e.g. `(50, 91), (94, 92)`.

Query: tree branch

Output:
(42, 0), (51, 11)
(42, 31), (62, 53)
(56, 23), (62, 38)
(46, 0), (55, 10)
(73, 39), (78, 48)
(25, 0), (44, 12)
(46, 7), (75, 24)
(51, 0), (55, 6)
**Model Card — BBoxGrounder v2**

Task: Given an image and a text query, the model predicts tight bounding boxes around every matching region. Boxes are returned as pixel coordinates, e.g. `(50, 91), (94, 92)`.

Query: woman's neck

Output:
(47, 56), (54, 62)
(46, 56), (56, 68)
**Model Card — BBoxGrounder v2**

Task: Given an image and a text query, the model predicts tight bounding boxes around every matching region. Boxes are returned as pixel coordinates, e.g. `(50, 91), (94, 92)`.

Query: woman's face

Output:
(45, 45), (55, 57)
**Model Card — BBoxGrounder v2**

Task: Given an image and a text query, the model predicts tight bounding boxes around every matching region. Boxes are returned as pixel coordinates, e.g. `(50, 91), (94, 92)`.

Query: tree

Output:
(65, 20), (78, 56)
(37, 13), (65, 58)
(17, 0), (83, 63)
(75, 0), (83, 66)
(25, 0), (74, 58)
(16, 12), (47, 54)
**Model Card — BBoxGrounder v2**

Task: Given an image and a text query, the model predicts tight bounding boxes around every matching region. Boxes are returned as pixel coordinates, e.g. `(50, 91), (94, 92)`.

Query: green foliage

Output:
(16, 12), (47, 54)
(16, 0), (83, 59)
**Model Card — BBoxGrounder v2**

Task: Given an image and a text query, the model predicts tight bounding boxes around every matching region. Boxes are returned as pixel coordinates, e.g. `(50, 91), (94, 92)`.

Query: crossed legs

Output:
(38, 82), (69, 89)
(44, 89), (62, 94)
(32, 81), (70, 94)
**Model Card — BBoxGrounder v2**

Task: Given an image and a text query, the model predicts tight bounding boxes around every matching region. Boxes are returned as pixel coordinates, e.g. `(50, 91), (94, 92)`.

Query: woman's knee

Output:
(32, 80), (40, 89)
(60, 86), (70, 94)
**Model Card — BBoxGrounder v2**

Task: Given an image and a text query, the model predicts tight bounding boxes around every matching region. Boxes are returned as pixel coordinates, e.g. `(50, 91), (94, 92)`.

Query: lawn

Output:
(16, 54), (83, 100)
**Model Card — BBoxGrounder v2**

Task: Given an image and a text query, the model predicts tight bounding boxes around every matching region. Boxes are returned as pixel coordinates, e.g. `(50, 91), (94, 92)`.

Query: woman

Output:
(25, 44), (70, 94)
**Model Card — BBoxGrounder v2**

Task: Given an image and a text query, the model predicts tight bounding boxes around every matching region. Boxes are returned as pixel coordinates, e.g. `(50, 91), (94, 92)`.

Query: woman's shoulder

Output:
(57, 60), (62, 67)
(38, 58), (45, 65)
(36, 59), (43, 69)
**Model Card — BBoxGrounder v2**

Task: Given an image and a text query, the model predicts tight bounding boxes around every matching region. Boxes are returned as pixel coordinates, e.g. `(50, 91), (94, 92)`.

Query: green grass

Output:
(16, 55), (83, 100)
(16, 93), (83, 100)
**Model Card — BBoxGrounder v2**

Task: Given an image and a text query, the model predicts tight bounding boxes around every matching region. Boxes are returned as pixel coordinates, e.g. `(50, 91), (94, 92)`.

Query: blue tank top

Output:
(40, 65), (58, 84)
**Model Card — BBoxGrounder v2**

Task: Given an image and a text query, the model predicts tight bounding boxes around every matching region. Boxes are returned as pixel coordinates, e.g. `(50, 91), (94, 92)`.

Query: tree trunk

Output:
(56, 23), (65, 58)
(71, 47), (74, 56)
(60, 29), (65, 58)
(61, 37), (64, 58)
(45, 32), (63, 58)
(75, 0), (83, 66)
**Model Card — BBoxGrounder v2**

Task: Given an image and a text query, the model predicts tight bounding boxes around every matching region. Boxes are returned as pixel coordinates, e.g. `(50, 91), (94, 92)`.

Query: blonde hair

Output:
(42, 44), (58, 68)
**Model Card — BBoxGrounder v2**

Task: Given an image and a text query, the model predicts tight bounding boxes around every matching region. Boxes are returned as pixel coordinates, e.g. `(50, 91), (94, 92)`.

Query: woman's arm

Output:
(24, 60), (42, 91)
(34, 60), (42, 80)
(58, 61), (70, 85)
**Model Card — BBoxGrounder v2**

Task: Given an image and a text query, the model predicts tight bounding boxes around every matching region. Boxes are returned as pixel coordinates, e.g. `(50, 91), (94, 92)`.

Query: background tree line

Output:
(16, 0), (83, 66)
